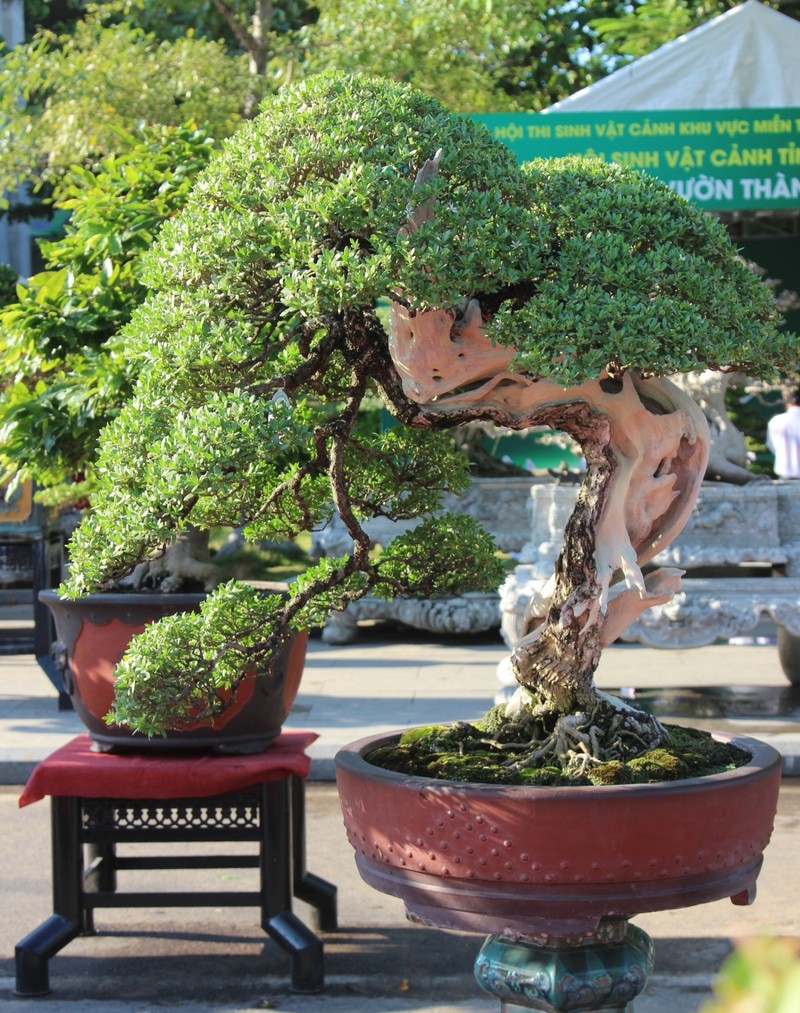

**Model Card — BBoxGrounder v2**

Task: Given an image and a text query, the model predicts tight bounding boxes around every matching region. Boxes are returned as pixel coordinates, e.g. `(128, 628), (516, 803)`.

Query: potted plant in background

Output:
(46, 72), (793, 1005)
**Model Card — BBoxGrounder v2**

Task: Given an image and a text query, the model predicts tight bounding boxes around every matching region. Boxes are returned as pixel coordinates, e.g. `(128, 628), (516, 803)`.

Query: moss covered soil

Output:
(365, 706), (750, 787)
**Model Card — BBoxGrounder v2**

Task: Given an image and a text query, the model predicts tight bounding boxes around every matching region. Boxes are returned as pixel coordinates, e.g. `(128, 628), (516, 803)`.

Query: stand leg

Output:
(291, 776), (338, 931)
(15, 796), (86, 996)
(50, 797), (93, 933)
(474, 918), (654, 1013)
(259, 780), (324, 993)
(15, 915), (81, 996)
(83, 837), (117, 934)
(266, 912), (324, 993)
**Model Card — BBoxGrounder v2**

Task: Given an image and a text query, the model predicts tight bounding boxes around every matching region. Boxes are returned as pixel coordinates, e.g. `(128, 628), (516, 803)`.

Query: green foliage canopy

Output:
(493, 157), (789, 386)
(0, 14), (248, 201)
(61, 72), (796, 733)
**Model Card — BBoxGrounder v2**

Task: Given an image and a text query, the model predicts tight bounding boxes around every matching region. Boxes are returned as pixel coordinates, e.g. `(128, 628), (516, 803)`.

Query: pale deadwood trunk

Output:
(388, 299), (710, 721)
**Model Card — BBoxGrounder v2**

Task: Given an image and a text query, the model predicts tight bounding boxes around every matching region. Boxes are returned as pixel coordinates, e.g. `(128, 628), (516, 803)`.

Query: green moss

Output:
(475, 704), (547, 742)
(426, 753), (520, 784)
(627, 748), (690, 782)
(366, 713), (751, 786)
(662, 724), (750, 775)
(519, 767), (584, 787)
(586, 761), (630, 786)
(398, 724), (448, 745)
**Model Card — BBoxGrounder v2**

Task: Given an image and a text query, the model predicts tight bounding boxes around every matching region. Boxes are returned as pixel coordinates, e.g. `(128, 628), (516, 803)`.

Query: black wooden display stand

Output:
(15, 735), (337, 996)
(0, 477), (67, 706)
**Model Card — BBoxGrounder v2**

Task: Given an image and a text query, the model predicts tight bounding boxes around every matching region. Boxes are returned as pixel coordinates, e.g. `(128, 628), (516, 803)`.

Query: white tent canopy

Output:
(547, 0), (800, 112)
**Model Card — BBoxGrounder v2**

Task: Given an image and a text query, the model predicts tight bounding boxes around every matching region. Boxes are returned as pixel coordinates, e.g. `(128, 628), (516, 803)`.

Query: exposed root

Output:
(505, 692), (670, 777)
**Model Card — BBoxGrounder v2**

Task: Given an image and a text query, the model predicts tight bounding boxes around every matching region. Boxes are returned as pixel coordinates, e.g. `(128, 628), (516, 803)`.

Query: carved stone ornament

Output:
(321, 591), (501, 645)
(502, 481), (800, 655)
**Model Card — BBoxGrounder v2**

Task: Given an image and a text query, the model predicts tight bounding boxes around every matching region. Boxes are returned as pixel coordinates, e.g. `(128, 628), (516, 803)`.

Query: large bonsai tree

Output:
(64, 72), (796, 767)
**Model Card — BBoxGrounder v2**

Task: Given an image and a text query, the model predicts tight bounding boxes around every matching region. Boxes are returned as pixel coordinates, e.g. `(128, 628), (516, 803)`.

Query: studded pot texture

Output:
(335, 728), (782, 936)
(40, 589), (308, 753)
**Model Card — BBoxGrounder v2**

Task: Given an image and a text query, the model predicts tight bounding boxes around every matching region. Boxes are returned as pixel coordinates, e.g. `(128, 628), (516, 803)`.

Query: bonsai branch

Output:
(327, 380), (373, 568)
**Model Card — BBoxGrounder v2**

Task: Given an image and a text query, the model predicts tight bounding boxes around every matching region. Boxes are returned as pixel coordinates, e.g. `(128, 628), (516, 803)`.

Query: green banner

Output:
(472, 108), (800, 211)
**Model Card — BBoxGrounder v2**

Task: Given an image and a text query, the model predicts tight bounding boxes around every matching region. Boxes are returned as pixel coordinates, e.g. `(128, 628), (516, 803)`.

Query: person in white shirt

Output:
(767, 388), (800, 479)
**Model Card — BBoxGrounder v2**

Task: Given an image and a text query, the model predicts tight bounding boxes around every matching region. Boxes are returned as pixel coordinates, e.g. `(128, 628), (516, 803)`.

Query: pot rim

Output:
(38, 580), (292, 609)
(334, 725), (781, 798)
(39, 588), (207, 607)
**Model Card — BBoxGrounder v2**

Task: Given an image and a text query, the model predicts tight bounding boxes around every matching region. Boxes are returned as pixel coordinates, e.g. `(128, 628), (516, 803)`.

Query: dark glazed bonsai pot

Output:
(40, 589), (308, 753)
(335, 728), (782, 937)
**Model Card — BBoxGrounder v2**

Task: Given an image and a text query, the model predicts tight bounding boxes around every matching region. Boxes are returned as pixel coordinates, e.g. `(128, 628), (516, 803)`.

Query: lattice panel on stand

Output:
(81, 795), (262, 834)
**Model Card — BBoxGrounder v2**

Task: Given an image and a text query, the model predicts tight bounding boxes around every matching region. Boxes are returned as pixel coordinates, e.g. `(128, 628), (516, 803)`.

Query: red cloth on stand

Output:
(19, 731), (318, 807)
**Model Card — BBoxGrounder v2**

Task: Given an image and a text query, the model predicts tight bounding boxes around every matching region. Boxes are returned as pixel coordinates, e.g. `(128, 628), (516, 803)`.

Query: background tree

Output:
(301, 0), (635, 112)
(84, 0), (317, 60)
(0, 263), (18, 307)
(17, 1), (87, 38)
(0, 12), (249, 206)
(592, 0), (800, 59)
(0, 124), (217, 501)
(86, 0), (318, 112)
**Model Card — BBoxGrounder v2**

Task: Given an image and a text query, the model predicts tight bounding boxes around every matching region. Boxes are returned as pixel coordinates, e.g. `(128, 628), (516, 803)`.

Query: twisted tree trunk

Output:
(387, 299), (710, 735)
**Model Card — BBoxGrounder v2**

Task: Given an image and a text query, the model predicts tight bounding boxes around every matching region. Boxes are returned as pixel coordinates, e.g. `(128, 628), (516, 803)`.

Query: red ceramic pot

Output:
(40, 589), (308, 753)
(335, 728), (782, 937)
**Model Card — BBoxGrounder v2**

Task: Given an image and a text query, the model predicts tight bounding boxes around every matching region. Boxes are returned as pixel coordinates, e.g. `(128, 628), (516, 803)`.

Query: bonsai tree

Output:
(63, 72), (797, 769)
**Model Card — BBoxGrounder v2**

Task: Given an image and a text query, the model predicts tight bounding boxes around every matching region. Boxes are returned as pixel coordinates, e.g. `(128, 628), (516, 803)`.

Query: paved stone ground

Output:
(1, 781), (799, 1012)
(2, 612), (800, 1011)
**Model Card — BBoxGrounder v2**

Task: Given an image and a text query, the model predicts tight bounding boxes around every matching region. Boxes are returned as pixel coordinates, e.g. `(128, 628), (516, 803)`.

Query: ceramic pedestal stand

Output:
(336, 729), (782, 1013)
(473, 918), (653, 1012)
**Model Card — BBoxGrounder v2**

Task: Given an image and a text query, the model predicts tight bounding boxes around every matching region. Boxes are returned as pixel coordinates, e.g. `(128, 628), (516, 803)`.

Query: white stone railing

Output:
(500, 480), (800, 682)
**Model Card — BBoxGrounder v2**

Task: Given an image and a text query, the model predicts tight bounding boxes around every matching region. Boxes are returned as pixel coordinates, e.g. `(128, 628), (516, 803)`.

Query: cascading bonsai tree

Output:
(64, 71), (797, 776)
